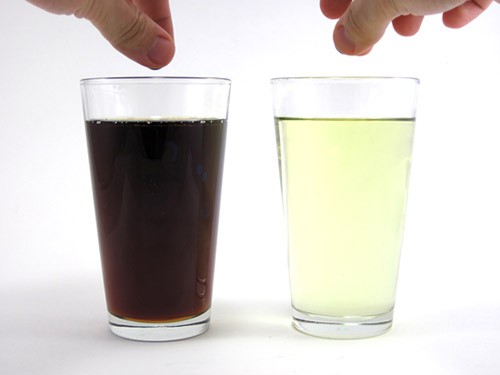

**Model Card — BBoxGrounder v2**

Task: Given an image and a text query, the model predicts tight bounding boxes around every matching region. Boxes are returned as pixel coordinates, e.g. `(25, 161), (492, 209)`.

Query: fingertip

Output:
(392, 15), (424, 36)
(333, 24), (372, 56)
(333, 24), (356, 54)
(321, 0), (352, 19)
(442, 1), (490, 29)
(146, 36), (175, 69)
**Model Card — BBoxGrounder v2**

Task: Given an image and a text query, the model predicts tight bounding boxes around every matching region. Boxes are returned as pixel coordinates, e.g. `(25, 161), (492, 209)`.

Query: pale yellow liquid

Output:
(276, 118), (415, 318)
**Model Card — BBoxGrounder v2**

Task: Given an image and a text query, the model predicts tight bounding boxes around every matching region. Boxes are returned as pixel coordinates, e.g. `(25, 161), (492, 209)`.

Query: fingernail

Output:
(147, 37), (173, 68)
(334, 25), (356, 55)
(334, 25), (373, 56)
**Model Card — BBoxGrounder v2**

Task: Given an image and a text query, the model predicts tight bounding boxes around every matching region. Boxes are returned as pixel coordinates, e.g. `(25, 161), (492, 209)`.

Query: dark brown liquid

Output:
(85, 119), (226, 322)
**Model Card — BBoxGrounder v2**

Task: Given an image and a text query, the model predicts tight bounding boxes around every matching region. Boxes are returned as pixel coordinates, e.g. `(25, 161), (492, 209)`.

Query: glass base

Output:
(292, 307), (393, 339)
(108, 309), (211, 342)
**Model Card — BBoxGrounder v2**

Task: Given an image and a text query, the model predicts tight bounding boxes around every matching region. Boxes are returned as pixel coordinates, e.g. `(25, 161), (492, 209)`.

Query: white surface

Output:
(1, 1), (500, 374)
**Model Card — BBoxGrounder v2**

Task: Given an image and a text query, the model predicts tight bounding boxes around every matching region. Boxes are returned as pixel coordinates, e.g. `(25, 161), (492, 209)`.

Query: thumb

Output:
(333, 0), (400, 55)
(77, 0), (175, 69)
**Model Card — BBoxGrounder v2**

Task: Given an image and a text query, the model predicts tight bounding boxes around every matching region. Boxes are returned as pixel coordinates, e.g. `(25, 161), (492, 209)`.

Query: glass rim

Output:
(80, 76), (232, 86)
(270, 76), (420, 84)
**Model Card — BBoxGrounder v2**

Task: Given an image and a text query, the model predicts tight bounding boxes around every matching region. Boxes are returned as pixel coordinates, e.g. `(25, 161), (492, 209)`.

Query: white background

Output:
(1, 1), (500, 374)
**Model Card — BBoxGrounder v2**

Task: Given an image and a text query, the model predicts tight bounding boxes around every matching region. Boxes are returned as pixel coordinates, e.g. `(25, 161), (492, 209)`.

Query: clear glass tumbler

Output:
(80, 77), (231, 341)
(271, 77), (419, 339)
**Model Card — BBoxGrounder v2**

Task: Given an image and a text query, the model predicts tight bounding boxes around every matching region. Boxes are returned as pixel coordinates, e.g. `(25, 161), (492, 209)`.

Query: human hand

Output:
(27, 0), (175, 69)
(320, 0), (496, 55)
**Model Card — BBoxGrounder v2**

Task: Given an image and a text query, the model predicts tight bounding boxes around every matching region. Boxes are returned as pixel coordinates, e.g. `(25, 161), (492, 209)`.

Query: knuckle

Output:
(74, 0), (98, 20)
(75, 0), (151, 50)
(113, 11), (149, 47)
(344, 8), (369, 40)
(384, 0), (406, 15)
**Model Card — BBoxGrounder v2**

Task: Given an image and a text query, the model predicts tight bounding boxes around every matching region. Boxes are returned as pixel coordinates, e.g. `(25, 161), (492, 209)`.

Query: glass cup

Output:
(271, 77), (419, 339)
(80, 77), (231, 341)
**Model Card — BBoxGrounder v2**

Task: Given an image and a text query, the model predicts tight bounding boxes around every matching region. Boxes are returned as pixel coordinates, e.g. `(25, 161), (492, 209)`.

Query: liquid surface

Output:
(86, 119), (226, 322)
(276, 118), (415, 317)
